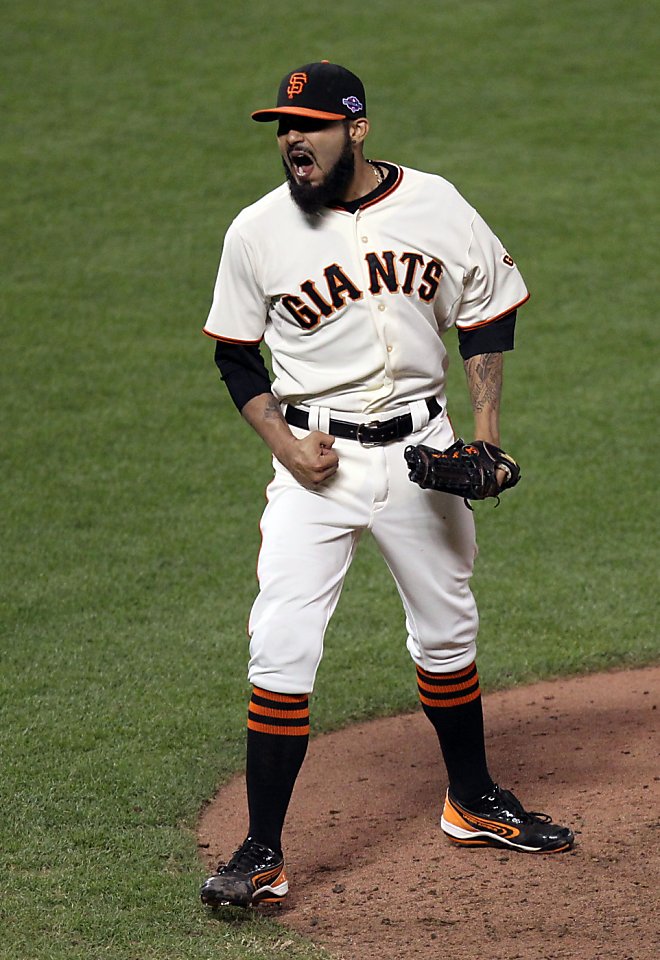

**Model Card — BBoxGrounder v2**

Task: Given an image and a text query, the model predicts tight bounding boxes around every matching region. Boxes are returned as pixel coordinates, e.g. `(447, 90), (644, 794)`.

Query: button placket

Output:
(352, 213), (395, 401)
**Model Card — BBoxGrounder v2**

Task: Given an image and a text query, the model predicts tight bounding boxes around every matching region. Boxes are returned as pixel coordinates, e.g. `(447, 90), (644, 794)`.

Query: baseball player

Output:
(200, 61), (573, 909)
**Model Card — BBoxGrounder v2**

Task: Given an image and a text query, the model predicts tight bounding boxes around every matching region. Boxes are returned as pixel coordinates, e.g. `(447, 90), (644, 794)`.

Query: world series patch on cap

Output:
(251, 61), (367, 122)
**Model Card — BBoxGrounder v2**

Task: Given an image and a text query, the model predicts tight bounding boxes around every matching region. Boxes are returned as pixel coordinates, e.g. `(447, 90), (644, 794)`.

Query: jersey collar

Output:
(330, 162), (403, 213)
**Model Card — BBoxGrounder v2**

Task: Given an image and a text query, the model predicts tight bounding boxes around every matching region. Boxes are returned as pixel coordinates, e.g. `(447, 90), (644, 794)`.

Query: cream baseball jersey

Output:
(204, 164), (529, 414)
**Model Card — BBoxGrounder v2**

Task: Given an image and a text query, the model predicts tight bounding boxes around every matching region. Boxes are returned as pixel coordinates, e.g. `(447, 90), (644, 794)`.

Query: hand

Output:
(278, 431), (339, 487)
(495, 465), (510, 490)
(472, 432), (510, 493)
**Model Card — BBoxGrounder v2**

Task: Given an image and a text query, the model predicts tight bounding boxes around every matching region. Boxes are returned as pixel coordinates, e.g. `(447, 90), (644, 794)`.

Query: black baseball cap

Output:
(251, 61), (367, 123)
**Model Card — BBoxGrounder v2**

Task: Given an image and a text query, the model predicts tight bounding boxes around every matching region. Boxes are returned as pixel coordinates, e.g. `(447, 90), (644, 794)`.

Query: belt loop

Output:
(318, 407), (330, 434)
(409, 398), (430, 433)
(307, 405), (321, 432)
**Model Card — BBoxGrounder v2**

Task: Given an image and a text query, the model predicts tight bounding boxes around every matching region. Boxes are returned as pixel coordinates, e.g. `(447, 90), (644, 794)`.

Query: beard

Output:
(283, 129), (355, 216)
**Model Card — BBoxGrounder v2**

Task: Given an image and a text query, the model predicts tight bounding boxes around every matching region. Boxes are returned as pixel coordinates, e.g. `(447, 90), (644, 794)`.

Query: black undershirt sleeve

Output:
(214, 340), (271, 411)
(213, 310), (516, 408)
(457, 310), (517, 360)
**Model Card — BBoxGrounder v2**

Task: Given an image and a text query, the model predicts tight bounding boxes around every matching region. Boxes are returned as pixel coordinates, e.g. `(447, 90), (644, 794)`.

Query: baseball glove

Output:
(404, 438), (520, 508)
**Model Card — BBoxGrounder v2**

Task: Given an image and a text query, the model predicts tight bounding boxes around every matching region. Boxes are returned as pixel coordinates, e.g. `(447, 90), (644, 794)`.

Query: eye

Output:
(277, 117), (335, 136)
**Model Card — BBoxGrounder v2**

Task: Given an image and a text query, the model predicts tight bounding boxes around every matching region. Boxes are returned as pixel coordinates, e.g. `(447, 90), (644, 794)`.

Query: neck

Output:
(343, 155), (381, 203)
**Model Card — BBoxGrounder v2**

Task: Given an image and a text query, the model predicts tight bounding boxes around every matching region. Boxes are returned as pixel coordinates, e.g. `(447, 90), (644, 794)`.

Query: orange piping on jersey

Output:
(455, 293), (530, 332)
(202, 328), (264, 345)
(359, 164), (404, 209)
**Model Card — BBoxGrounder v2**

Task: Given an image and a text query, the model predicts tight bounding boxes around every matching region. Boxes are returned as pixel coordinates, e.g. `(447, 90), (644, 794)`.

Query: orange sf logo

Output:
(287, 72), (308, 99)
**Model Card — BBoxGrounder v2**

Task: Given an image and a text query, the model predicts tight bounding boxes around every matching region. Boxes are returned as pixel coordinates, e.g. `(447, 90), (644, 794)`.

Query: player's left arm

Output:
(405, 346), (518, 498)
(460, 298), (518, 485)
(463, 349), (519, 490)
(458, 309), (515, 448)
(463, 350), (504, 447)
(456, 208), (528, 448)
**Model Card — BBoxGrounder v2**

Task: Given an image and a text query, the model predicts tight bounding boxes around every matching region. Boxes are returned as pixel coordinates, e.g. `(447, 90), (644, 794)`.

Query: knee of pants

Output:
(247, 609), (326, 694)
(406, 593), (479, 673)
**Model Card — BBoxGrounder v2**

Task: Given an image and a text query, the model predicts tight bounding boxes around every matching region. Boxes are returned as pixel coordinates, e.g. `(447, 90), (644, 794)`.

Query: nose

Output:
(278, 122), (303, 142)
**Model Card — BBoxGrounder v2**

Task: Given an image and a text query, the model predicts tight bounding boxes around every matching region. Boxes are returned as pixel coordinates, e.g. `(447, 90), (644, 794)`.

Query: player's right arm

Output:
(240, 392), (338, 487)
(212, 340), (338, 486)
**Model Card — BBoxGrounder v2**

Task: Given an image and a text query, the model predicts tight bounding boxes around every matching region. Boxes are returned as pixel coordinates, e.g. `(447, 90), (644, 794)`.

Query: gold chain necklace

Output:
(369, 161), (384, 186)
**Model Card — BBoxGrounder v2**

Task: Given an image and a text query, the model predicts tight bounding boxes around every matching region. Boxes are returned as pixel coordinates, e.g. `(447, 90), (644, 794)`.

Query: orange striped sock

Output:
(246, 687), (310, 852)
(416, 661), (493, 804)
(416, 662), (481, 708)
(247, 687), (310, 736)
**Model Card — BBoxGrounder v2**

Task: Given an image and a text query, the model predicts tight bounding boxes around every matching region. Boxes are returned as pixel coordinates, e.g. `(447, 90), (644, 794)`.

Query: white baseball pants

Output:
(247, 404), (479, 694)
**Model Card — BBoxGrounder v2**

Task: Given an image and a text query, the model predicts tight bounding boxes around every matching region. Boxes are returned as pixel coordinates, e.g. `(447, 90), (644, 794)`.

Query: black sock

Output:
(416, 662), (494, 805)
(245, 687), (310, 854)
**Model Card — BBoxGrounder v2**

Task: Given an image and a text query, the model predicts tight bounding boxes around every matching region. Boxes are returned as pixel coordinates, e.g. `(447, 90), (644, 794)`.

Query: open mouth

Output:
(289, 149), (315, 181)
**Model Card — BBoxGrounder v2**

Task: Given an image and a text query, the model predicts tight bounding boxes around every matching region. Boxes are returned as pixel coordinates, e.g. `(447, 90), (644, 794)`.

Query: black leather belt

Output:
(284, 397), (442, 446)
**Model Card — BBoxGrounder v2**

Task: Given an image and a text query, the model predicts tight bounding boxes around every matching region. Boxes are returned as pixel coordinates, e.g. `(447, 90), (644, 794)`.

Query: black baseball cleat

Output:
(200, 836), (288, 908)
(441, 785), (574, 853)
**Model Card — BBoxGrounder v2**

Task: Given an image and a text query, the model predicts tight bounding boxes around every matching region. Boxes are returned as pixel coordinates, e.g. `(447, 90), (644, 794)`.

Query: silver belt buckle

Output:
(356, 420), (385, 447)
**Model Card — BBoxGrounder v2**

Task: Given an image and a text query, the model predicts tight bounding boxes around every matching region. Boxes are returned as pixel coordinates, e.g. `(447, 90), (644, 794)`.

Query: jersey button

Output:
(377, 303), (386, 312)
(387, 345), (393, 353)
(361, 235), (369, 243)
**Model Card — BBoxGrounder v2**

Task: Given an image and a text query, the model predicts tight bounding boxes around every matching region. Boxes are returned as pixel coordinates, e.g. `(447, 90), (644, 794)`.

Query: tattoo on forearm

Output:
(262, 395), (285, 422)
(464, 353), (503, 414)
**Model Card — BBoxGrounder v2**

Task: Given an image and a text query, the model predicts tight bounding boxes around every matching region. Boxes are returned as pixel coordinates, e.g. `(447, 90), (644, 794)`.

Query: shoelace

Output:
(217, 838), (276, 874)
(495, 787), (552, 824)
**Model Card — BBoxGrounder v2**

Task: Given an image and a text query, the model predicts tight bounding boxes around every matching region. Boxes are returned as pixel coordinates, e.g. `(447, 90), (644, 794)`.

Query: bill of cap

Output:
(251, 106), (347, 122)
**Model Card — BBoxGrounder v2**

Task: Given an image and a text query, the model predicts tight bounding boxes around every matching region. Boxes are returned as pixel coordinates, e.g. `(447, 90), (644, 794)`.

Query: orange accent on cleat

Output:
(441, 787), (574, 854)
(200, 838), (289, 908)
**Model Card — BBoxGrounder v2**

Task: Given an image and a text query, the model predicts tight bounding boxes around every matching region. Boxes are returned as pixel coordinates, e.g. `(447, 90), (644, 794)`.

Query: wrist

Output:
(473, 432), (500, 446)
(472, 421), (500, 446)
(271, 431), (300, 467)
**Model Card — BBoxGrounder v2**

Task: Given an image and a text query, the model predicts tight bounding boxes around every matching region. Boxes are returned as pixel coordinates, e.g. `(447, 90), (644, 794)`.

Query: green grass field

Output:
(2, 1), (658, 957)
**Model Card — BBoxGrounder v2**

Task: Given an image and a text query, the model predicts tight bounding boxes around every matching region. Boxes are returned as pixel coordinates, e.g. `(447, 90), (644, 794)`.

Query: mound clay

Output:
(198, 666), (659, 959)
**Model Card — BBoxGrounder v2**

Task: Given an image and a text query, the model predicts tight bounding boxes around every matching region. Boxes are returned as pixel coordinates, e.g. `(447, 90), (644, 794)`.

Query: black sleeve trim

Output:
(214, 340), (271, 411)
(458, 310), (517, 360)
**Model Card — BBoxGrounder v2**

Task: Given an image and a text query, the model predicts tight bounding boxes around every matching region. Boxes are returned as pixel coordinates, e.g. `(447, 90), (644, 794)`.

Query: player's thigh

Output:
(248, 474), (363, 692)
(371, 419), (479, 669)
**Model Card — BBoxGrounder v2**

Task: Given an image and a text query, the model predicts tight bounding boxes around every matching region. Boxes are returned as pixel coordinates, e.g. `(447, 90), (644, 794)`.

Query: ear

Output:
(349, 118), (370, 145)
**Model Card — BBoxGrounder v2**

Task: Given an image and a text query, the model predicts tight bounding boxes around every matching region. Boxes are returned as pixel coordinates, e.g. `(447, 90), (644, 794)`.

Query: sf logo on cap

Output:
(287, 72), (308, 99)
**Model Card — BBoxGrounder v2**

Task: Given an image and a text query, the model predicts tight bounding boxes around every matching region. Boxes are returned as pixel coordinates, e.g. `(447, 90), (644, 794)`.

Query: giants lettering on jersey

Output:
(280, 251), (443, 330)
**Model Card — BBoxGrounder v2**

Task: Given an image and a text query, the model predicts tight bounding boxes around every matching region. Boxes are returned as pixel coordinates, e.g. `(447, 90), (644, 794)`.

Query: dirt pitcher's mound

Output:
(198, 667), (660, 960)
